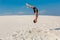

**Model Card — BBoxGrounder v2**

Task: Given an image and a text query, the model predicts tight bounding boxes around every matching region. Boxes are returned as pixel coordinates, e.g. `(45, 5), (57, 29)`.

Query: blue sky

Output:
(0, 0), (60, 16)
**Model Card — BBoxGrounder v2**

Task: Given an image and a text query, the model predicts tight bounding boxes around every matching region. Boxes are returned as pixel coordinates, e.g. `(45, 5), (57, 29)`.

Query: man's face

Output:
(33, 19), (37, 23)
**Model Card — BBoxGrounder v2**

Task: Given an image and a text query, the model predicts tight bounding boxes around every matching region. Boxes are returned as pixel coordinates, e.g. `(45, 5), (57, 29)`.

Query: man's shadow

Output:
(50, 28), (60, 30)
(54, 28), (60, 30)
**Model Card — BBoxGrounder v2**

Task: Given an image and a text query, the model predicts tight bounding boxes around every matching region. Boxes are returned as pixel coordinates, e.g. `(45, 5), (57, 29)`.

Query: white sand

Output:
(0, 15), (60, 40)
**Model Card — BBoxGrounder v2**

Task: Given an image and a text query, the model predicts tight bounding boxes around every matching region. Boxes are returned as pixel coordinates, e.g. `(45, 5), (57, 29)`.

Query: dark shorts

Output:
(33, 7), (38, 13)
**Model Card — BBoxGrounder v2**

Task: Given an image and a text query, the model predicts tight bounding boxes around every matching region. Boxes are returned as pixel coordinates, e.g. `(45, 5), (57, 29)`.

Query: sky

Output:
(0, 0), (60, 16)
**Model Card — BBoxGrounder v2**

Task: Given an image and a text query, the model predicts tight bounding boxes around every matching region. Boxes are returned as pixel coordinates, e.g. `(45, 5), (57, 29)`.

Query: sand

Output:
(0, 15), (60, 40)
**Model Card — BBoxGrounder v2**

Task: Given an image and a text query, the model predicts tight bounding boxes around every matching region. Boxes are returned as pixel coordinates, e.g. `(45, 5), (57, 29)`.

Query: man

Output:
(26, 3), (38, 23)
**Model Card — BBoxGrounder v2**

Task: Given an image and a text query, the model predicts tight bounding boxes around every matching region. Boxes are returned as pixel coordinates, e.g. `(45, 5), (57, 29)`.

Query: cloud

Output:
(2, 12), (13, 15)
(39, 10), (47, 14)
(1, 12), (24, 15)
(39, 10), (55, 15)
(17, 12), (24, 15)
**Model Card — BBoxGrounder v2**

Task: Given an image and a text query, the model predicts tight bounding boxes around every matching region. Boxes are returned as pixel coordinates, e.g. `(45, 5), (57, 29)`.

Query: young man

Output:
(26, 3), (38, 23)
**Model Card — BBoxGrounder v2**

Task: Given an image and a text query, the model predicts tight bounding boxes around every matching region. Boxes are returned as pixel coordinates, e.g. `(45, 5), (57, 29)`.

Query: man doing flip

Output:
(26, 3), (38, 23)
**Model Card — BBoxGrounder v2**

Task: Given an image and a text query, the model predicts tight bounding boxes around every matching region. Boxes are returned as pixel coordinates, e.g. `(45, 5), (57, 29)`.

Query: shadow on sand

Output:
(54, 28), (60, 30)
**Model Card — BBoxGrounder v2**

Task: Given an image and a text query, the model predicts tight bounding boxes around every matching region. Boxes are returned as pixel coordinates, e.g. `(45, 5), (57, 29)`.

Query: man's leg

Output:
(26, 3), (34, 9)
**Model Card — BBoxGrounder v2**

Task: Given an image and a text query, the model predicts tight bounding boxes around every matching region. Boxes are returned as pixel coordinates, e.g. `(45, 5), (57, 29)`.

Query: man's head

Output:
(33, 19), (37, 23)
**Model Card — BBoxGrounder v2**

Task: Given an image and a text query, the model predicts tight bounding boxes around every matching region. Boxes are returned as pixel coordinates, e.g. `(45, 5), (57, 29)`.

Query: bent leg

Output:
(26, 3), (34, 9)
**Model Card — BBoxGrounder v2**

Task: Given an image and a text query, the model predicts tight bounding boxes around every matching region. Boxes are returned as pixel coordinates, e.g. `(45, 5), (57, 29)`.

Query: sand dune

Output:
(0, 15), (60, 40)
